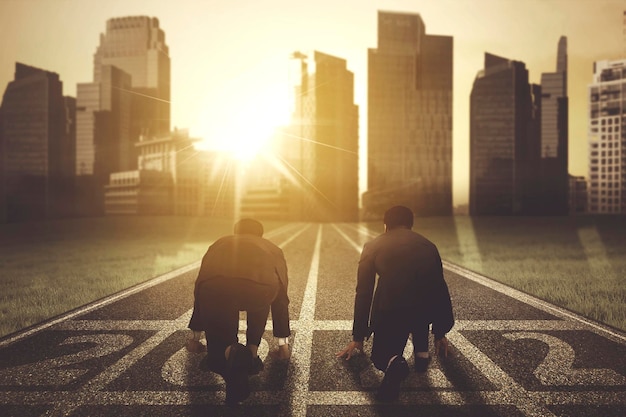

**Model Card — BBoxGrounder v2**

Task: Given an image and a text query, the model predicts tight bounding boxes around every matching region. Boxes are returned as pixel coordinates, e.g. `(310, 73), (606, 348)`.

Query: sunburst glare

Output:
(192, 87), (291, 162)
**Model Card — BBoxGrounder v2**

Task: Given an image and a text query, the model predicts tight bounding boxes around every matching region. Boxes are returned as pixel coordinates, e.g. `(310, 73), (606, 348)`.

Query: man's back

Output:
(197, 234), (287, 287)
(362, 228), (443, 314)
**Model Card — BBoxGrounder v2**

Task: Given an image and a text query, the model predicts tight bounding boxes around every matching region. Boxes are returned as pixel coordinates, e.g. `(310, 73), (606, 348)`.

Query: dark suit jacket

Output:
(352, 227), (454, 341)
(193, 233), (290, 337)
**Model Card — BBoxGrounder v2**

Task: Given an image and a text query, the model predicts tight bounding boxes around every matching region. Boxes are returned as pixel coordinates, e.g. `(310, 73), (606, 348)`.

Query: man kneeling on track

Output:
(337, 205), (455, 402)
(185, 218), (291, 405)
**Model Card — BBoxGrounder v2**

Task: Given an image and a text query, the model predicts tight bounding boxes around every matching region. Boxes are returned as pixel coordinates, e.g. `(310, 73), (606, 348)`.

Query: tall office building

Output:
(537, 37), (569, 214)
(364, 11), (453, 218)
(94, 16), (170, 139)
(76, 66), (132, 177)
(587, 59), (626, 214)
(288, 51), (359, 221)
(75, 65), (131, 215)
(469, 54), (535, 215)
(0, 63), (74, 222)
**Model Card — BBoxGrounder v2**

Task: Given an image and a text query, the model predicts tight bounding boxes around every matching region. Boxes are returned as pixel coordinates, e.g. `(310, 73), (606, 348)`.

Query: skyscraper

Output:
(538, 37), (569, 214)
(76, 15), (169, 215)
(0, 63), (74, 222)
(76, 66), (132, 177)
(288, 51), (359, 221)
(364, 11), (453, 218)
(587, 59), (626, 214)
(469, 54), (534, 215)
(94, 16), (170, 139)
(75, 65), (132, 215)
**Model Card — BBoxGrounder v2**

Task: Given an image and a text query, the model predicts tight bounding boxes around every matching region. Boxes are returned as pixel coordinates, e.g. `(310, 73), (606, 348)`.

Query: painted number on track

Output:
(503, 332), (626, 386)
(0, 334), (133, 386)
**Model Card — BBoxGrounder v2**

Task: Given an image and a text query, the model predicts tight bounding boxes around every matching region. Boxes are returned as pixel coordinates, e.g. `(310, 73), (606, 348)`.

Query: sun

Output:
(193, 86), (291, 162)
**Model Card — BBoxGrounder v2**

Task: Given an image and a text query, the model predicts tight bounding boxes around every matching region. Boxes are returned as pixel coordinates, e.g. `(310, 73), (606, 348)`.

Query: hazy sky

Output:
(1, 0), (624, 206)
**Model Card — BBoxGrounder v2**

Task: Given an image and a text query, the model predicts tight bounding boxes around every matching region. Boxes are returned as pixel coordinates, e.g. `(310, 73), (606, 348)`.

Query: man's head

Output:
(383, 205), (414, 230)
(234, 218), (264, 237)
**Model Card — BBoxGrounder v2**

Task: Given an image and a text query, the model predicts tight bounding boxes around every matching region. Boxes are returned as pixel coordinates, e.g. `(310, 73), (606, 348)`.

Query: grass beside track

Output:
(0, 215), (624, 338)
(0, 216), (238, 338)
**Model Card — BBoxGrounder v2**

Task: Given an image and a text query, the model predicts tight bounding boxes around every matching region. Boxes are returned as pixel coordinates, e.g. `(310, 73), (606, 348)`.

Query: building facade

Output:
(569, 175), (587, 215)
(104, 129), (237, 218)
(75, 65), (132, 215)
(537, 37), (569, 215)
(470, 40), (570, 216)
(587, 59), (626, 214)
(469, 54), (534, 215)
(0, 63), (74, 222)
(104, 169), (172, 215)
(287, 51), (359, 221)
(365, 11), (453, 219)
(94, 16), (170, 139)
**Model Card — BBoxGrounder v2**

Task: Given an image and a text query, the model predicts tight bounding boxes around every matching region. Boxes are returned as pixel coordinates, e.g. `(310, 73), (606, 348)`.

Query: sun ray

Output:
(272, 153), (337, 209)
(112, 86), (171, 104)
(280, 131), (359, 156)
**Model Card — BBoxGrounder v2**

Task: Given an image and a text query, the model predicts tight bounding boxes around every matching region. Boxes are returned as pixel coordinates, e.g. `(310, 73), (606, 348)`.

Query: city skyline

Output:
(0, 0), (623, 207)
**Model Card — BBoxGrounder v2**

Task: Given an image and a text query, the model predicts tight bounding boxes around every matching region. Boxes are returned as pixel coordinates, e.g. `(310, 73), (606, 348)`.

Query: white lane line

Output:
(20, 389), (626, 407)
(2, 388), (625, 407)
(276, 224), (310, 249)
(529, 391), (626, 405)
(331, 224), (362, 252)
(53, 318), (590, 333)
(447, 331), (557, 417)
(282, 224), (322, 417)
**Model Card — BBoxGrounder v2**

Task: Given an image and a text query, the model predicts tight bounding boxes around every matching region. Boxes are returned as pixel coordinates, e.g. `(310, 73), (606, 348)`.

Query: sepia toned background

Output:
(1, 0), (623, 207)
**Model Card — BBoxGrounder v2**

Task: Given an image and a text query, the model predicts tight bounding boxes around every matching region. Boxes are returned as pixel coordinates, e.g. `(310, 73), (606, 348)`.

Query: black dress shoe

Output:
(376, 356), (409, 402)
(225, 343), (253, 405)
(248, 356), (264, 375)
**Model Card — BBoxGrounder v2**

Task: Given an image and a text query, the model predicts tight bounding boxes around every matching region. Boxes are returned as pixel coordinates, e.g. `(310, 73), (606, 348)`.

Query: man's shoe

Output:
(414, 356), (431, 373)
(376, 356), (409, 402)
(248, 356), (264, 375)
(225, 343), (253, 405)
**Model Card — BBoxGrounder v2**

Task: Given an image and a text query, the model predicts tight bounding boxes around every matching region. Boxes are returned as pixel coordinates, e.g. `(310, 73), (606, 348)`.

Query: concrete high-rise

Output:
(94, 16), (170, 139)
(75, 65), (132, 215)
(288, 51), (359, 221)
(0, 63), (74, 222)
(469, 54), (534, 215)
(364, 11), (453, 218)
(537, 36), (569, 214)
(76, 66), (132, 177)
(76, 15), (167, 216)
(587, 59), (626, 214)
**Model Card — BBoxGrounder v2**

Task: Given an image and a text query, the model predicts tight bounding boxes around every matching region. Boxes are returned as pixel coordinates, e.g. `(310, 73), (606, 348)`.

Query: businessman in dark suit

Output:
(337, 205), (454, 401)
(186, 218), (290, 405)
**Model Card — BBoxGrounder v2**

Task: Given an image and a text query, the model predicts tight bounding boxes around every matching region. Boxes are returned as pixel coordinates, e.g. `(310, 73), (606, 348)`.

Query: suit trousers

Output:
(189, 277), (279, 357)
(370, 309), (430, 372)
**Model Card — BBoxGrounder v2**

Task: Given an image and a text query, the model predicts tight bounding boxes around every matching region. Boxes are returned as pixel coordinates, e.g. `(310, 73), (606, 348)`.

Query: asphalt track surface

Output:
(0, 223), (625, 417)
